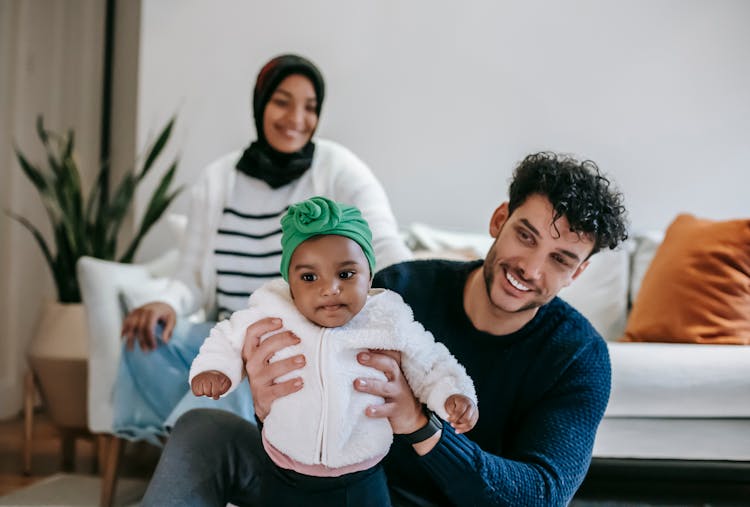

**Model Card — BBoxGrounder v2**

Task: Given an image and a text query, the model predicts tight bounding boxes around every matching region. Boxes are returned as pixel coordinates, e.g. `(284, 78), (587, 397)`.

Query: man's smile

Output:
(505, 269), (531, 292)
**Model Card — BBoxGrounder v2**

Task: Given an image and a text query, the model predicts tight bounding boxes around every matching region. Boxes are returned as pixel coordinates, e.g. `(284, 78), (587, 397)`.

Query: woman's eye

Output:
(305, 104), (317, 114)
(339, 271), (355, 280)
(271, 98), (289, 108)
(301, 273), (317, 282)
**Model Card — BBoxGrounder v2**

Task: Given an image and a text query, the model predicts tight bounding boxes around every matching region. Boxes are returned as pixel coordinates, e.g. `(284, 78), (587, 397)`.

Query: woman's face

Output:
(263, 74), (318, 153)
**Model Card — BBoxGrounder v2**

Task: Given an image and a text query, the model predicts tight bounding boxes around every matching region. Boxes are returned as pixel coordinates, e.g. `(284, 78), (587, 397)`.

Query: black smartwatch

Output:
(399, 409), (443, 445)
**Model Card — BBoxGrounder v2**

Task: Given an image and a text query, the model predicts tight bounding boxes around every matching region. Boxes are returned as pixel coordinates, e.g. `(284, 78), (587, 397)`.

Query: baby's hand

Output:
(191, 371), (231, 400)
(445, 394), (478, 434)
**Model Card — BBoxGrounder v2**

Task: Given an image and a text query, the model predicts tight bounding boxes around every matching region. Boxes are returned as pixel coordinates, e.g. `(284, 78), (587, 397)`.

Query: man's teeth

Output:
(506, 271), (530, 292)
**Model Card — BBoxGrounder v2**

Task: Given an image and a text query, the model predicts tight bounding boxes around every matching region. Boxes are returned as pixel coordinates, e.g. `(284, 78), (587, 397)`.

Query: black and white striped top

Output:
(213, 172), (300, 319)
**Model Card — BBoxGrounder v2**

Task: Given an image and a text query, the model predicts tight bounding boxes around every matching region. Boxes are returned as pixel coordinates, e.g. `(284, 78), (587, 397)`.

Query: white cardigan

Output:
(189, 279), (477, 469)
(159, 139), (412, 317)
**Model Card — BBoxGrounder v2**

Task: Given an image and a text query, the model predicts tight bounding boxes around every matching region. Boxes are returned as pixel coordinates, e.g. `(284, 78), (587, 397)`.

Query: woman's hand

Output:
(242, 318), (306, 422)
(121, 302), (176, 351)
(353, 350), (427, 435)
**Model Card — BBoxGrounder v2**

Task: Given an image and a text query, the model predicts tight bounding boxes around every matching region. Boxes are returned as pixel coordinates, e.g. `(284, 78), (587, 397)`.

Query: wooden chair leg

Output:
(96, 434), (109, 472)
(60, 430), (76, 471)
(23, 369), (35, 475)
(100, 435), (123, 507)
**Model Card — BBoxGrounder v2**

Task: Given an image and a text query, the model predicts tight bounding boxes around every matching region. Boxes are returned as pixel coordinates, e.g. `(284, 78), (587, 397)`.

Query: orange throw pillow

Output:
(623, 214), (750, 345)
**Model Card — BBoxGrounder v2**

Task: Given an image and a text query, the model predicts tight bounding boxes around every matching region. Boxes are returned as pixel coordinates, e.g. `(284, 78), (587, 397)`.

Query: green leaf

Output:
(10, 115), (181, 303)
(119, 160), (183, 263)
(138, 116), (175, 182)
(5, 210), (56, 282)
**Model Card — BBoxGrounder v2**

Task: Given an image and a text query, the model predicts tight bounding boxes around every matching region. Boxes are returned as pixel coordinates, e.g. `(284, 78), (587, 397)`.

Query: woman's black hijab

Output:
(236, 54), (325, 188)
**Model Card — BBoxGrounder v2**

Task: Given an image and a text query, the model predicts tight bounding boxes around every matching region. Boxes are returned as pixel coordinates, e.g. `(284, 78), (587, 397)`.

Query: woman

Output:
(114, 54), (412, 443)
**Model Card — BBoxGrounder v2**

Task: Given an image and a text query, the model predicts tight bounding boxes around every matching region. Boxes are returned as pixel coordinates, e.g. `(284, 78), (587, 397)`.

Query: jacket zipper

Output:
(314, 328), (327, 464)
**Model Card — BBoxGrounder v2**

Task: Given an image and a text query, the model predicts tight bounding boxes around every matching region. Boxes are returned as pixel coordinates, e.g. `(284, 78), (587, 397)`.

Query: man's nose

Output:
(517, 251), (544, 281)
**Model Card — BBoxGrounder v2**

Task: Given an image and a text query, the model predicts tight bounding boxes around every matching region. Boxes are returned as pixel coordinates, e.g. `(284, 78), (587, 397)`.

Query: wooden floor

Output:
(0, 409), (160, 498)
(4, 409), (749, 505)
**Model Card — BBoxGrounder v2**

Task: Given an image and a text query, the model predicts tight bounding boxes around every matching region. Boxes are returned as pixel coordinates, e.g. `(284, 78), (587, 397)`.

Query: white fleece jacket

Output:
(157, 139), (412, 318)
(189, 279), (477, 469)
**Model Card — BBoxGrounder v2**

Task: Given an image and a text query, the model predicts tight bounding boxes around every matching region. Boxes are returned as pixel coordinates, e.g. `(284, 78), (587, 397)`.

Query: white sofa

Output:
(407, 224), (750, 463)
(77, 223), (750, 469)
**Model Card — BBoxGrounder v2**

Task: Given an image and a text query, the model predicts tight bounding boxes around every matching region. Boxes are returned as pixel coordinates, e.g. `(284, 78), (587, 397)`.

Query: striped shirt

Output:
(213, 171), (299, 318)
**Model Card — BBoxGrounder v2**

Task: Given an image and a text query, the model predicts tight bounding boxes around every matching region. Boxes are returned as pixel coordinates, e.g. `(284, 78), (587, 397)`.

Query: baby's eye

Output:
(301, 273), (317, 282)
(339, 271), (355, 280)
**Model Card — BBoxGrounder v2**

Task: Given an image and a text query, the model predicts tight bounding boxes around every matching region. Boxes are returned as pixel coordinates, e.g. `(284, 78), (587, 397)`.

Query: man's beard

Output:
(483, 250), (547, 314)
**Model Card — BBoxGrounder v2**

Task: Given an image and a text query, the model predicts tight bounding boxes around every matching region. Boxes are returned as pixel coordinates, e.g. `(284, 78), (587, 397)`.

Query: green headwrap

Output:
(280, 196), (375, 281)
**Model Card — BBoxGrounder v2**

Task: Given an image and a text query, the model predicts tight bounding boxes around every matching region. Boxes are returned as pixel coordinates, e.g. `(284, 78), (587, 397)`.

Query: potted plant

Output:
(8, 116), (182, 437)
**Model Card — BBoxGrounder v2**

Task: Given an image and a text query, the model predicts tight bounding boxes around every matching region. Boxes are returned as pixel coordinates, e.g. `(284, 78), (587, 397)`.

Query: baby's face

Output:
(288, 235), (371, 328)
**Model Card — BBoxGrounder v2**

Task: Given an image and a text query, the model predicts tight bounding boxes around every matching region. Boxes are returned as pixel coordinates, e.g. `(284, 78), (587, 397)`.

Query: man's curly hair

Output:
(508, 152), (629, 256)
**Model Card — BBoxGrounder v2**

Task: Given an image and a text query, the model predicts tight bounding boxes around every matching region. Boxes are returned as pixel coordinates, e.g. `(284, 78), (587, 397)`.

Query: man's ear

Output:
(489, 202), (510, 238)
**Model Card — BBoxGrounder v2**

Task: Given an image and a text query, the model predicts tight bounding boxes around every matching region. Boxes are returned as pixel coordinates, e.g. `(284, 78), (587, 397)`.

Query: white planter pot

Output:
(28, 301), (89, 429)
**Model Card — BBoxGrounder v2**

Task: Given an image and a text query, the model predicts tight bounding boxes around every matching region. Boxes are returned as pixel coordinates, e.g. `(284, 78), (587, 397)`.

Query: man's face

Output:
(482, 193), (594, 315)
(288, 235), (371, 328)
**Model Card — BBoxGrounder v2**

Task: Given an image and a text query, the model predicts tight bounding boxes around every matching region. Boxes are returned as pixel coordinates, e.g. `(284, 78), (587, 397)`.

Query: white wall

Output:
(133, 0), (750, 260)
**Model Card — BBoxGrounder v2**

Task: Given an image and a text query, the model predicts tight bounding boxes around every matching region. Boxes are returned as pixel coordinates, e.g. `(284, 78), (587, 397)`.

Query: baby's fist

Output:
(444, 394), (478, 434)
(191, 371), (231, 400)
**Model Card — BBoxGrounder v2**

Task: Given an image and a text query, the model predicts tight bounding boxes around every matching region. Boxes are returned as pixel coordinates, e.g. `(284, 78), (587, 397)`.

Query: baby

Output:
(190, 196), (477, 506)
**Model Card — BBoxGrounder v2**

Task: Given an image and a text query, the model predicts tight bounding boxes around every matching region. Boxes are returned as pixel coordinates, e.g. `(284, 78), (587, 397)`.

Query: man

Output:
(142, 152), (628, 506)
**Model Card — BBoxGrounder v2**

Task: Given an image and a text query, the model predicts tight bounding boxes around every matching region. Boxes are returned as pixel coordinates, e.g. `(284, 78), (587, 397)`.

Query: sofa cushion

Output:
(558, 243), (633, 341)
(623, 214), (750, 345)
(605, 342), (750, 417)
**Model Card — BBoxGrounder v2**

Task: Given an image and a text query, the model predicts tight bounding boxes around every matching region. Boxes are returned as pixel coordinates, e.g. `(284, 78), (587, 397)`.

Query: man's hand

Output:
(445, 394), (478, 434)
(121, 302), (177, 351)
(242, 318), (305, 422)
(191, 370), (231, 400)
(353, 350), (426, 435)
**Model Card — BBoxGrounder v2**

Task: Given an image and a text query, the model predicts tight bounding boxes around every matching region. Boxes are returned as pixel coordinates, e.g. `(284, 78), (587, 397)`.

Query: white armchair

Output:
(76, 248), (179, 507)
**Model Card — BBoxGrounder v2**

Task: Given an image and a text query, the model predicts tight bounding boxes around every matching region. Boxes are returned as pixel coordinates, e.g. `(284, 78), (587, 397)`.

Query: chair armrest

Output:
(76, 252), (177, 434)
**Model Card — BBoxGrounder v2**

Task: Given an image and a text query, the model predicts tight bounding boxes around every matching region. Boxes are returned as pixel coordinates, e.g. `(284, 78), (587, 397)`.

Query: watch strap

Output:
(399, 410), (443, 445)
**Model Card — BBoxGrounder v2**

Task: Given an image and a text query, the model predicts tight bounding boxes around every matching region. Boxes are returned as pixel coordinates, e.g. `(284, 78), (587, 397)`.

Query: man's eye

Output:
(301, 273), (317, 282)
(552, 254), (569, 266)
(518, 229), (533, 243)
(339, 271), (355, 280)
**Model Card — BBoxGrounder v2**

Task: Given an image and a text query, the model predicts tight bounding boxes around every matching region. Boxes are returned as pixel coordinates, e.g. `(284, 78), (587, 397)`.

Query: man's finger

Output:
(357, 351), (401, 381)
(255, 331), (300, 361)
(364, 401), (396, 419)
(268, 377), (304, 398)
(353, 377), (396, 398)
(244, 317), (283, 345)
(252, 355), (305, 386)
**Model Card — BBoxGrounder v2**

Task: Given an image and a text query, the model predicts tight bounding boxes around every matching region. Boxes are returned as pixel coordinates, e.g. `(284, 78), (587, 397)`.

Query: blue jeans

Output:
(112, 319), (254, 445)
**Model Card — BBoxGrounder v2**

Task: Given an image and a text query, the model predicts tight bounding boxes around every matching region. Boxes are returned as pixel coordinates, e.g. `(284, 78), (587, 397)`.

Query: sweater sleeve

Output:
(155, 154), (236, 317)
(412, 340), (611, 506)
(188, 306), (262, 394)
(317, 141), (413, 272)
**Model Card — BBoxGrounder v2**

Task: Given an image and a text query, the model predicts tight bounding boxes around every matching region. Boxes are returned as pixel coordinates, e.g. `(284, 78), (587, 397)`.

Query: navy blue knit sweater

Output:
(374, 259), (611, 507)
